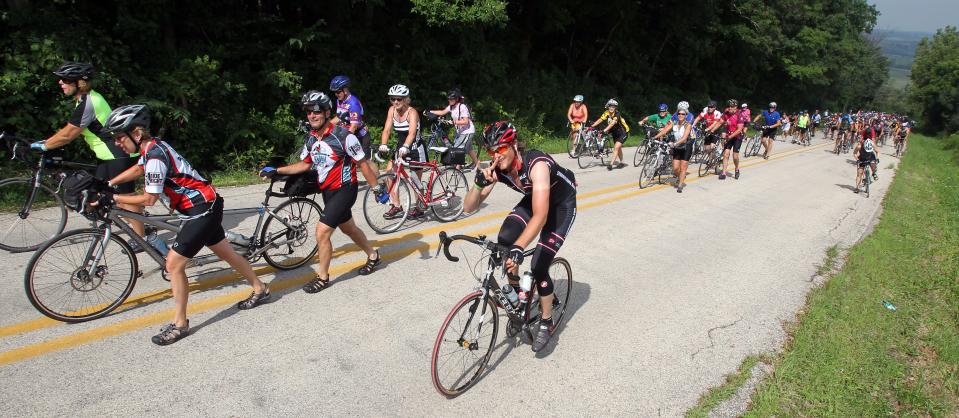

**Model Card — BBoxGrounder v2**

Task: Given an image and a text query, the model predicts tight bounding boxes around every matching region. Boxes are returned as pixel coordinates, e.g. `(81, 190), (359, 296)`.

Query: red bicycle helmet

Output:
(482, 121), (517, 148)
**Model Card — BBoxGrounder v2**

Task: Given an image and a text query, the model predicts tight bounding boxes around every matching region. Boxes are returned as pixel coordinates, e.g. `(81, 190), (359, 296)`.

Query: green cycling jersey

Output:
(69, 90), (135, 160)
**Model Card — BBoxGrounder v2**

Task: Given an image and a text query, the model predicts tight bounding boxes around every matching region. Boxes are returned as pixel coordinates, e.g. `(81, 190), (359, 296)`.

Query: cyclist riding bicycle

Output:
(428, 88), (478, 170)
(589, 98), (630, 170)
(653, 101), (694, 192)
(378, 84), (428, 219)
(32, 62), (145, 239)
(894, 117), (911, 153)
(97, 105), (270, 345)
(259, 90), (382, 294)
(330, 75), (378, 178)
(718, 99), (746, 180)
(464, 121), (577, 352)
(853, 120), (880, 194)
(567, 95), (589, 148)
(695, 100), (724, 155)
(753, 102), (782, 160)
(835, 113), (853, 153)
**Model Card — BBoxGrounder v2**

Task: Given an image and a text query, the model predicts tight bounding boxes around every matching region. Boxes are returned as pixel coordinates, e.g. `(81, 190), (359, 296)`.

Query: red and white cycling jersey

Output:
(300, 124), (366, 190)
(699, 108), (722, 126)
(139, 138), (217, 212)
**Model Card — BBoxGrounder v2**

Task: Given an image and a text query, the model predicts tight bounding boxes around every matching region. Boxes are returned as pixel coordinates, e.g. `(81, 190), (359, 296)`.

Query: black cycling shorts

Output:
(171, 196), (226, 258)
(723, 135), (743, 152)
(799, 127), (808, 133)
(320, 183), (358, 228)
(96, 157), (137, 194)
(497, 195), (577, 297)
(611, 127), (628, 144)
(857, 155), (877, 166)
(762, 128), (777, 139)
(671, 142), (693, 161)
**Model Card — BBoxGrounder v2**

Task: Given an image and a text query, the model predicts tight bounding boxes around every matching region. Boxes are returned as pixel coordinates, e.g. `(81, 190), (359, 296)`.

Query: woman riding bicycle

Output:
(378, 84), (428, 219)
(653, 101), (694, 192)
(567, 95), (588, 148)
(99, 105), (270, 345)
(32, 62), (145, 238)
(590, 98), (630, 170)
(464, 121), (577, 352)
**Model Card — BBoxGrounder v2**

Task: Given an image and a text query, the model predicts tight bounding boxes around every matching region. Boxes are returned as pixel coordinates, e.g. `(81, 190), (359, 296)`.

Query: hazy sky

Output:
(870, 0), (958, 32)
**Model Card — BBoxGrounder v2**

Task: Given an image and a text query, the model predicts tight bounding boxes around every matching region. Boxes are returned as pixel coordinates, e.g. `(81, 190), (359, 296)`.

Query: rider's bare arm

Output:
(43, 123), (84, 149)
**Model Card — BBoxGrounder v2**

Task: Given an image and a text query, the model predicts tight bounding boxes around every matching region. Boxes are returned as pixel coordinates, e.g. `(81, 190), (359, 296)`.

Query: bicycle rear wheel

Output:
(362, 172), (411, 234)
(261, 197), (322, 270)
(25, 228), (139, 323)
(431, 291), (499, 397)
(633, 143), (647, 167)
(526, 257), (573, 328)
(430, 167), (468, 222)
(0, 178), (68, 253)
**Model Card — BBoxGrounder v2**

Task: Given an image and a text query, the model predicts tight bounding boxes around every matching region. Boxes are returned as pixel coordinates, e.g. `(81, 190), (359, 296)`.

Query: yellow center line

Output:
(0, 143), (827, 365)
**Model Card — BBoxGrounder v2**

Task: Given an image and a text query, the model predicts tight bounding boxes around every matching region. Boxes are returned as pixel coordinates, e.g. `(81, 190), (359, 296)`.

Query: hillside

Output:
(876, 29), (931, 88)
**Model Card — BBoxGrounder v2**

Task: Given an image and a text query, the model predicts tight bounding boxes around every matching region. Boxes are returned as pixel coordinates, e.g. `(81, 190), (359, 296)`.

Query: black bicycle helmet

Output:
(53, 61), (94, 81)
(301, 90), (332, 112)
(447, 88), (463, 100)
(707, 100), (717, 107)
(481, 121), (517, 149)
(103, 105), (151, 135)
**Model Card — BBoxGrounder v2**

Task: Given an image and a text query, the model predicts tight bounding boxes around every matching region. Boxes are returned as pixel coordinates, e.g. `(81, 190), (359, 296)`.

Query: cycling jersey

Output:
(761, 110), (781, 126)
(699, 108), (722, 126)
(300, 124), (365, 190)
(69, 90), (130, 161)
(335, 94), (369, 138)
(139, 138), (217, 212)
(645, 113), (671, 129)
(494, 150), (577, 205)
(722, 112), (745, 136)
(598, 110), (631, 133)
(859, 137), (877, 160)
(797, 115), (809, 128)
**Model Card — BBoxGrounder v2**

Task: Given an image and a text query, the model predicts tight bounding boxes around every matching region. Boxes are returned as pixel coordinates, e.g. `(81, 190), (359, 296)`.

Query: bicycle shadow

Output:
(835, 183), (858, 192)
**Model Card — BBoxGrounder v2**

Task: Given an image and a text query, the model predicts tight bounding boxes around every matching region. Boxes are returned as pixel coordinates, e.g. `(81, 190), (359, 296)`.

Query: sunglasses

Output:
(306, 110), (325, 115)
(678, 112), (688, 116)
(333, 89), (345, 94)
(389, 97), (405, 102)
(486, 144), (510, 158)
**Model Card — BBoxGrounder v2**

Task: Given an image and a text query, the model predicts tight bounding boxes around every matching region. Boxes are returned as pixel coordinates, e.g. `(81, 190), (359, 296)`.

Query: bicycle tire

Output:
(698, 153), (713, 177)
(25, 228), (139, 323)
(526, 257), (573, 328)
(638, 154), (659, 188)
(261, 197), (322, 270)
(633, 143), (645, 167)
(0, 178), (68, 253)
(576, 143), (596, 169)
(430, 291), (498, 397)
(362, 172), (411, 234)
(430, 167), (467, 222)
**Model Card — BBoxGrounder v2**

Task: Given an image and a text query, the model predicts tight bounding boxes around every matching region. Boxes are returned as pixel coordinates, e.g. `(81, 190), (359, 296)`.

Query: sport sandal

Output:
(152, 321), (190, 346)
(303, 276), (330, 294)
(237, 286), (271, 310)
(358, 251), (381, 276)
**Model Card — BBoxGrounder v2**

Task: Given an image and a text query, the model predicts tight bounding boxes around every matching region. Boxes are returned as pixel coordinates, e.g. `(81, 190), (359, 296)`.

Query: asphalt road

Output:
(0, 135), (896, 417)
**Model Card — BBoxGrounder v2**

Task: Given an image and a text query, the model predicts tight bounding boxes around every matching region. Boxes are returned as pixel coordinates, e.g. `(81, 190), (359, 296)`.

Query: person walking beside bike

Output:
(378, 84), (428, 219)
(589, 98), (630, 170)
(97, 105), (270, 345)
(853, 119), (880, 194)
(567, 95), (588, 151)
(718, 99), (746, 180)
(428, 88), (478, 170)
(464, 121), (577, 352)
(694, 100), (723, 156)
(652, 102), (694, 192)
(32, 62), (145, 238)
(260, 91), (381, 294)
(796, 111), (810, 145)
(753, 102), (781, 160)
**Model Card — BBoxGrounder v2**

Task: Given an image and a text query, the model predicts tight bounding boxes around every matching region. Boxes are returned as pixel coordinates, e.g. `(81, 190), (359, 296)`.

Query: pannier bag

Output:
(282, 172), (320, 196)
(440, 148), (467, 166)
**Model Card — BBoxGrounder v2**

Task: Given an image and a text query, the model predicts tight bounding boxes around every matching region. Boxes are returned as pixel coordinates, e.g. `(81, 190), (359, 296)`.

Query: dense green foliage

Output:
(1, 0), (888, 172)
(910, 26), (959, 134)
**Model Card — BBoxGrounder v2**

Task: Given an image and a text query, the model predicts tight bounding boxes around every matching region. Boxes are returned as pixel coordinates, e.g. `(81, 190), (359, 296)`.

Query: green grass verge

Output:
(687, 355), (768, 418)
(746, 134), (959, 416)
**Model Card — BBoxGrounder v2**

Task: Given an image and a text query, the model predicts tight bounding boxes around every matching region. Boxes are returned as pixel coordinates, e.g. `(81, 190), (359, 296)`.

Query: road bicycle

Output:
(0, 132), (97, 252)
(894, 135), (905, 158)
(419, 114), (454, 163)
(633, 126), (659, 167)
(697, 134), (726, 178)
(566, 121), (589, 158)
(575, 128), (611, 169)
(638, 139), (673, 189)
(857, 160), (877, 198)
(430, 231), (572, 397)
(24, 175), (321, 323)
(835, 131), (852, 154)
(742, 128), (764, 158)
(364, 147), (468, 234)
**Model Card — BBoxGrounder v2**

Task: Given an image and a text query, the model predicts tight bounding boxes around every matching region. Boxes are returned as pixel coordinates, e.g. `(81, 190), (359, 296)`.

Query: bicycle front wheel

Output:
(576, 144), (597, 169)
(362, 173), (411, 234)
(261, 197), (322, 270)
(430, 167), (468, 222)
(431, 291), (499, 397)
(0, 178), (68, 253)
(25, 228), (139, 323)
(638, 155), (660, 188)
(633, 143), (646, 167)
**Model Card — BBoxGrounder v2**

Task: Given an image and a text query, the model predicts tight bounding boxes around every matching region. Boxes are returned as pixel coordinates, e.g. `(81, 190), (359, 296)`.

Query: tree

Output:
(910, 26), (959, 134)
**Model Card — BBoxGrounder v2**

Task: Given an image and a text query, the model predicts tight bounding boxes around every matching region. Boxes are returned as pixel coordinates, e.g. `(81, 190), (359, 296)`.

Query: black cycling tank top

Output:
(495, 150), (577, 204)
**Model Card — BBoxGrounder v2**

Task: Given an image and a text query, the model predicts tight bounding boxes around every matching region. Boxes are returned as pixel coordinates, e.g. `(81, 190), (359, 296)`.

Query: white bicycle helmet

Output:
(573, 94), (584, 103)
(606, 98), (619, 107)
(769, 101), (777, 108)
(741, 103), (749, 109)
(387, 84), (410, 97)
(677, 101), (690, 111)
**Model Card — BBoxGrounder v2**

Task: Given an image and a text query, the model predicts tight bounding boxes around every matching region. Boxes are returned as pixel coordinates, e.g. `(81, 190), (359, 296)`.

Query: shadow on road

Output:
(835, 183), (858, 192)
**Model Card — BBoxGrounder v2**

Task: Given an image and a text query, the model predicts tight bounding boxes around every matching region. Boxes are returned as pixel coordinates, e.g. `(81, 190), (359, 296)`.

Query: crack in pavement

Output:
(690, 318), (744, 359)
(828, 206), (857, 238)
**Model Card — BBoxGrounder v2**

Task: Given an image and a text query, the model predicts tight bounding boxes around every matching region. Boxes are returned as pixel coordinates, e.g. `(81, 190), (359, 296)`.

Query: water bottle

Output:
(519, 271), (533, 292)
(225, 231), (250, 247)
(501, 284), (519, 307)
(376, 183), (390, 204)
(145, 231), (169, 257)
